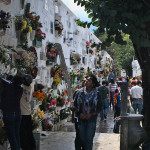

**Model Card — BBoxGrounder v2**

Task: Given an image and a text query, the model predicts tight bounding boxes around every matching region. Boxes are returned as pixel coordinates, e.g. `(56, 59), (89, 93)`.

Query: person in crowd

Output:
(20, 74), (36, 150)
(129, 82), (136, 104)
(113, 89), (121, 118)
(109, 79), (118, 110)
(108, 70), (114, 82)
(98, 80), (109, 121)
(72, 77), (87, 150)
(131, 77), (136, 83)
(0, 75), (23, 150)
(74, 74), (102, 150)
(130, 81), (143, 114)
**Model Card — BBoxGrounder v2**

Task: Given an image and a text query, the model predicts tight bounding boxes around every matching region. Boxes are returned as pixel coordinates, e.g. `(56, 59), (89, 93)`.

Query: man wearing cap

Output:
(20, 74), (36, 150)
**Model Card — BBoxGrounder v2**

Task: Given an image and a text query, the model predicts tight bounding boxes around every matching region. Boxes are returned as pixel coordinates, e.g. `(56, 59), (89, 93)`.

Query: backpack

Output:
(98, 86), (108, 100)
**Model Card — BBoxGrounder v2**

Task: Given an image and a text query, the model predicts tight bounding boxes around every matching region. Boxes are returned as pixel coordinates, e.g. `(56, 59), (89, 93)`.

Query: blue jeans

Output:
(3, 112), (21, 150)
(132, 99), (143, 114)
(100, 98), (109, 120)
(110, 92), (115, 109)
(79, 120), (96, 150)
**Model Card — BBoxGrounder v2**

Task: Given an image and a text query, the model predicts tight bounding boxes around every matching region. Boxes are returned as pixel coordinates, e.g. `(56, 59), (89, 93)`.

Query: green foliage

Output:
(75, 0), (150, 48)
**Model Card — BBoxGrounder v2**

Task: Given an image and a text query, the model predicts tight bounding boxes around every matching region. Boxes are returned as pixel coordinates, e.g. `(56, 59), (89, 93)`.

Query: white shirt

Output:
(130, 85), (143, 99)
(20, 84), (33, 115)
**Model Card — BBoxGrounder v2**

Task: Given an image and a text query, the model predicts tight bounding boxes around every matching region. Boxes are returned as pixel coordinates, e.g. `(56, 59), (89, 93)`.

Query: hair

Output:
(23, 74), (33, 86)
(131, 82), (136, 85)
(110, 79), (115, 84)
(102, 80), (107, 85)
(137, 81), (142, 85)
(12, 75), (23, 86)
(88, 74), (99, 87)
(115, 89), (119, 93)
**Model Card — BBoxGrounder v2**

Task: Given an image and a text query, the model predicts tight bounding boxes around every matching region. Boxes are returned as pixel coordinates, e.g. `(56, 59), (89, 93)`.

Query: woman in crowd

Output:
(74, 74), (102, 150)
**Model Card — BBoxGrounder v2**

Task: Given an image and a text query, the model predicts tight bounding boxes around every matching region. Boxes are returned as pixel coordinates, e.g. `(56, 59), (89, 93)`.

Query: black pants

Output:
(114, 106), (120, 118)
(20, 115), (36, 150)
(75, 119), (85, 150)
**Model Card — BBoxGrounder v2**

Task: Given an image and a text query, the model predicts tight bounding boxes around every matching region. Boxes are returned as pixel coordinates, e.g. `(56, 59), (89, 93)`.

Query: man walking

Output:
(98, 81), (109, 120)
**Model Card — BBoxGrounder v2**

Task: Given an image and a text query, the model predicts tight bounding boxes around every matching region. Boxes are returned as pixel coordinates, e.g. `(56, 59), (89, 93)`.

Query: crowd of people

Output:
(72, 71), (143, 150)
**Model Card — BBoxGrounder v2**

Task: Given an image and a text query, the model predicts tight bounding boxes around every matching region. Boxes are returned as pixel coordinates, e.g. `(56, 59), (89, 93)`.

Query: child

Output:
(113, 89), (121, 118)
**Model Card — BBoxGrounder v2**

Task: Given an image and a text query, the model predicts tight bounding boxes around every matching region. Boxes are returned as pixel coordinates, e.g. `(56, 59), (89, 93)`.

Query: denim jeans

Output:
(132, 99), (143, 114)
(3, 112), (21, 150)
(110, 92), (115, 109)
(100, 98), (109, 120)
(79, 119), (96, 150)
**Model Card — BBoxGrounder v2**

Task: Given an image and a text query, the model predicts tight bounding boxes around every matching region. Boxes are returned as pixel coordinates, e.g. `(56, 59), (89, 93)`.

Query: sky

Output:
(61, 0), (97, 32)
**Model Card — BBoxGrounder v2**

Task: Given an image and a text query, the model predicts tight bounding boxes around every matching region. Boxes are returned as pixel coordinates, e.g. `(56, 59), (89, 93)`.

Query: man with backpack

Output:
(98, 81), (109, 120)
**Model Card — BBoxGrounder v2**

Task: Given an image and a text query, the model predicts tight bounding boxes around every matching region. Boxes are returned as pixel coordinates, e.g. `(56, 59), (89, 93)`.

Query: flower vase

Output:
(0, 30), (5, 36)
(30, 30), (36, 41)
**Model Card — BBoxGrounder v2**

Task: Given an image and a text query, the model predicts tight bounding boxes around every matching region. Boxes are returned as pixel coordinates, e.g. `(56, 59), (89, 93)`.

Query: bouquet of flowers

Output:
(70, 53), (81, 65)
(46, 42), (57, 62)
(56, 95), (65, 107)
(0, 10), (11, 34)
(35, 29), (46, 41)
(42, 117), (53, 131)
(55, 20), (63, 35)
(32, 90), (46, 102)
(13, 49), (37, 73)
(0, 44), (10, 64)
(31, 108), (44, 131)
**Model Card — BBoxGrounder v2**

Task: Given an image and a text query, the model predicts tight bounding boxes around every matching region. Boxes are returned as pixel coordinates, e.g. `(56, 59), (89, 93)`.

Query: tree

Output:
(75, 0), (150, 147)
(94, 31), (135, 76)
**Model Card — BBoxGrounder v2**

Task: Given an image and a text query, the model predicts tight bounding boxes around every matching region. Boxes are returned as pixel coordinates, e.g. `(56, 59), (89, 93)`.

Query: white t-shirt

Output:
(130, 85), (143, 99)
(20, 84), (33, 115)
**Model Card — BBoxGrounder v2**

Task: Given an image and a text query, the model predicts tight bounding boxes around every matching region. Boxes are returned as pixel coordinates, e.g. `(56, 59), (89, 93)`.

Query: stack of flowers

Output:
(35, 29), (46, 41)
(13, 49), (37, 74)
(0, 10), (11, 36)
(55, 19), (63, 35)
(32, 90), (46, 102)
(50, 65), (63, 88)
(42, 117), (53, 131)
(31, 108), (44, 131)
(46, 42), (57, 62)
(70, 53), (81, 65)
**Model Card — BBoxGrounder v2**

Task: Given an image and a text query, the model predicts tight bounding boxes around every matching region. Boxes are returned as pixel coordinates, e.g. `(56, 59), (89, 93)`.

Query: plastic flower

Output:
(21, 20), (27, 31)
(29, 26), (32, 32)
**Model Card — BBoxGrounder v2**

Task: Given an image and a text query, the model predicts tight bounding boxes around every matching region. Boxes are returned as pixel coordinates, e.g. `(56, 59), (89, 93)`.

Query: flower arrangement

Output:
(46, 42), (57, 62)
(31, 108), (44, 131)
(50, 65), (62, 78)
(35, 29), (46, 41)
(0, 10), (11, 35)
(33, 90), (46, 102)
(70, 53), (81, 65)
(55, 19), (63, 35)
(13, 49), (37, 74)
(42, 118), (53, 131)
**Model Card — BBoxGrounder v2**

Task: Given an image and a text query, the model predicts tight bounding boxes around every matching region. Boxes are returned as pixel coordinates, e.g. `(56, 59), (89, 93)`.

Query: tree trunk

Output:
(134, 45), (150, 141)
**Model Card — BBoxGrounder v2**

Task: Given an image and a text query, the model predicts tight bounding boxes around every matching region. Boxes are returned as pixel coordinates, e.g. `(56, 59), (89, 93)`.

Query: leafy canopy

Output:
(74, 0), (150, 49)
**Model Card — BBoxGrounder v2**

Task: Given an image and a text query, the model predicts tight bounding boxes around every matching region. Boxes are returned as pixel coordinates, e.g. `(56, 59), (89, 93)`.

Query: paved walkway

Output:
(40, 132), (120, 150)
(40, 109), (120, 150)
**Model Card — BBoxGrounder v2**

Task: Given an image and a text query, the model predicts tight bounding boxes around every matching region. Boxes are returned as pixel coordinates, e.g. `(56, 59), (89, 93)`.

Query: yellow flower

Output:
(21, 20), (27, 31)
(38, 108), (44, 119)
(29, 26), (32, 32)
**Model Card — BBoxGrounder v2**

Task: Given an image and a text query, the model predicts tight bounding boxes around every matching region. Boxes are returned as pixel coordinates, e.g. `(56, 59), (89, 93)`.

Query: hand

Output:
(80, 113), (86, 119)
(85, 114), (92, 120)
